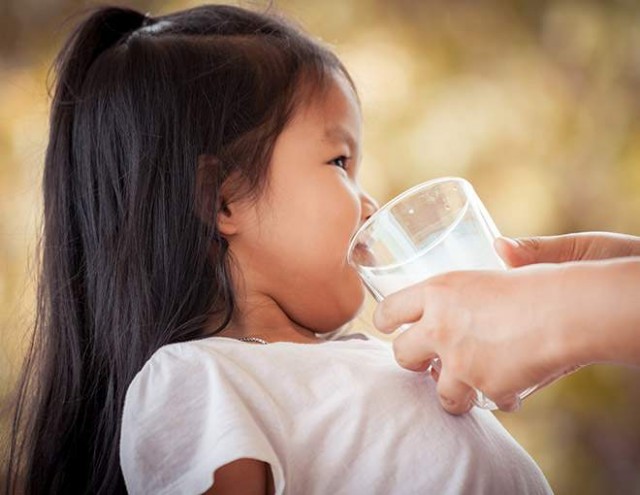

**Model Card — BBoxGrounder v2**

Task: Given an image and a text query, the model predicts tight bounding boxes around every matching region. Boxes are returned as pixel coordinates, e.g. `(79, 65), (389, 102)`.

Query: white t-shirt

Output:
(120, 334), (552, 495)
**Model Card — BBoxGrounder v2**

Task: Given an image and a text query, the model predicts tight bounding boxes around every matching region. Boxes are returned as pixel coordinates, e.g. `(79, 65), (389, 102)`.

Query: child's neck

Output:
(212, 292), (323, 344)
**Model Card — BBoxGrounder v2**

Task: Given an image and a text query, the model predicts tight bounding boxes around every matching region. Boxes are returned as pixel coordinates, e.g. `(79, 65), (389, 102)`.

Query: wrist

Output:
(508, 264), (585, 374)
(549, 259), (640, 366)
(542, 265), (588, 369)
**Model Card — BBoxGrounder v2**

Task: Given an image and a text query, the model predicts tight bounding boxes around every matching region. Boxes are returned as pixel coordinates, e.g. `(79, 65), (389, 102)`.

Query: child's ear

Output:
(216, 196), (239, 236)
(195, 155), (241, 236)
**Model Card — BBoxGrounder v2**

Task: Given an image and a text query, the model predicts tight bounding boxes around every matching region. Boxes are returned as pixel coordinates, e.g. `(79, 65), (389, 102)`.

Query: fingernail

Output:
(501, 396), (522, 412)
(441, 396), (455, 407)
(429, 366), (440, 382)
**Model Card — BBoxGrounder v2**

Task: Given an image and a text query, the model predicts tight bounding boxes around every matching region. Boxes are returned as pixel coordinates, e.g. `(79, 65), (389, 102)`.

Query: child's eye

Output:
(329, 155), (349, 170)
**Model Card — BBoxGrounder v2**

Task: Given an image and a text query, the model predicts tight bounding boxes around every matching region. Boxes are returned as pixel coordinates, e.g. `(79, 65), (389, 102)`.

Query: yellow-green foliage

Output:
(1, 1), (639, 493)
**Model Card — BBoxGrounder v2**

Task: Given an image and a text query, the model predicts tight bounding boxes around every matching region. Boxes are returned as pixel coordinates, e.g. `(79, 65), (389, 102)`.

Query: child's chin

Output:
(340, 291), (367, 325)
(314, 301), (363, 334)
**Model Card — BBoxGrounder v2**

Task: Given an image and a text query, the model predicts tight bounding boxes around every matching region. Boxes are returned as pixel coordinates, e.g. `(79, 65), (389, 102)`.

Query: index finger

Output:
(373, 283), (426, 333)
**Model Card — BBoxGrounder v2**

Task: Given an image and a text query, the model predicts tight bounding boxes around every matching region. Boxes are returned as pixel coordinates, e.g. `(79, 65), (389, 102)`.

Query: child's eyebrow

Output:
(324, 125), (358, 154)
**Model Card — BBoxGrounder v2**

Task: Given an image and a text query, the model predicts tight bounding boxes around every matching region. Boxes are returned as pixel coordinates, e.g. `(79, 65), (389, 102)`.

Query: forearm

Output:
(553, 257), (640, 368)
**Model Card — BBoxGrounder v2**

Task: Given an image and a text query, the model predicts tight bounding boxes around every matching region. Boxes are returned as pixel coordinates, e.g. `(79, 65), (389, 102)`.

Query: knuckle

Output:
(420, 292), (454, 339)
(567, 234), (580, 260)
(393, 331), (432, 371)
(392, 338), (412, 369)
(374, 300), (394, 328)
(429, 325), (446, 348)
(473, 370), (489, 394)
(430, 271), (459, 289)
(443, 350), (467, 378)
(480, 382), (502, 402)
(519, 237), (540, 252)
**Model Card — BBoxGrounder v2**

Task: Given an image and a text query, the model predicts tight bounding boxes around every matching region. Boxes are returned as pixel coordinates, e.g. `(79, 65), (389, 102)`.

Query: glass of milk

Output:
(348, 177), (536, 409)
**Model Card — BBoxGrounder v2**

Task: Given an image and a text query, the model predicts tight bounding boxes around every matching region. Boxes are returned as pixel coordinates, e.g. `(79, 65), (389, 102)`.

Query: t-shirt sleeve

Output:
(119, 345), (285, 495)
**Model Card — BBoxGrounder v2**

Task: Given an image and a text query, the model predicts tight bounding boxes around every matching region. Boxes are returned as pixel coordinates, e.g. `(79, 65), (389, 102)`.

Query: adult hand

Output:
(373, 265), (573, 414)
(374, 233), (640, 415)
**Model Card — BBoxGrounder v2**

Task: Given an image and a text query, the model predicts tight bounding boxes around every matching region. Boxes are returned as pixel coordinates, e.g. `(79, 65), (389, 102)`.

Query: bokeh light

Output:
(1, 1), (639, 492)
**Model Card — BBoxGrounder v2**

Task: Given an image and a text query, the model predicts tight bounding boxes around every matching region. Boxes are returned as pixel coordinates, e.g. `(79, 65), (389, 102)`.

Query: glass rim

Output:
(347, 176), (473, 268)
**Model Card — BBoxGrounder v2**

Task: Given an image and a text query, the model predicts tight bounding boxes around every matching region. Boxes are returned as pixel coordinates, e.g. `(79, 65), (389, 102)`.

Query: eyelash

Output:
(329, 155), (350, 171)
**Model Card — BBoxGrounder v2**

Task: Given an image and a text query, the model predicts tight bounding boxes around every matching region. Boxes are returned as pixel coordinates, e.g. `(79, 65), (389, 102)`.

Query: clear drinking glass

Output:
(347, 177), (537, 409)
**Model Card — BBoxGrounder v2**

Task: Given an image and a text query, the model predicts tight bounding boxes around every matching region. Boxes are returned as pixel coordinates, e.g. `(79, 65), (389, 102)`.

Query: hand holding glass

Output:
(347, 177), (539, 409)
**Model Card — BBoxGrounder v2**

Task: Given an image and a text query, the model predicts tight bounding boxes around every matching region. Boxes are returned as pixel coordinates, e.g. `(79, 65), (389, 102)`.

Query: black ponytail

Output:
(55, 7), (146, 93)
(3, 4), (347, 494)
(5, 9), (152, 494)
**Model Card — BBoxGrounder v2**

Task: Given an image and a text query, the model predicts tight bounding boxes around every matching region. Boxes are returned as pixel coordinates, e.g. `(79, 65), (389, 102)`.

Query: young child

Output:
(5, 4), (553, 495)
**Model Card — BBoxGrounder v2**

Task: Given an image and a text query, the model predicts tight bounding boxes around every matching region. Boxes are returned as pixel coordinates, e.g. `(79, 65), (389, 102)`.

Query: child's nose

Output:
(361, 192), (379, 222)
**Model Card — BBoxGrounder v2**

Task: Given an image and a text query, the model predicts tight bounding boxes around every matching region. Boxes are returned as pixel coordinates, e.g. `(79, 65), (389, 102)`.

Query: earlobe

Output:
(195, 155), (241, 236)
(217, 200), (239, 236)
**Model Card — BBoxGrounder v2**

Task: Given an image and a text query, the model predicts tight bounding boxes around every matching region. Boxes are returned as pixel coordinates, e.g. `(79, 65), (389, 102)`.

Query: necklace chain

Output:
(238, 336), (269, 345)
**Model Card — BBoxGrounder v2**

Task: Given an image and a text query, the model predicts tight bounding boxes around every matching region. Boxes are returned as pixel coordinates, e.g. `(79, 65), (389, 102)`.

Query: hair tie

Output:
(127, 13), (171, 42)
(140, 19), (172, 34)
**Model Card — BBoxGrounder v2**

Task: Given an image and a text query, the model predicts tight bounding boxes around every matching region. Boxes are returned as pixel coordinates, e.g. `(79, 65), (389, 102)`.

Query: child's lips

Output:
(351, 241), (376, 267)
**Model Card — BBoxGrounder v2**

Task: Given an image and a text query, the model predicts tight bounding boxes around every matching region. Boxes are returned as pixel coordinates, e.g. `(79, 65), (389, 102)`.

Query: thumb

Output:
(495, 235), (577, 267)
(494, 237), (539, 267)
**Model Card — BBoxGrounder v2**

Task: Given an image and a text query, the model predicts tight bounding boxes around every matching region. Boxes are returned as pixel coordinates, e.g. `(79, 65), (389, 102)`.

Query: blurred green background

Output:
(1, 0), (639, 493)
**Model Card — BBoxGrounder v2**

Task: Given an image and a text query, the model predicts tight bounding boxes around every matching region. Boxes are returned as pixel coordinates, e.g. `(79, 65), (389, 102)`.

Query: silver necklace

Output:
(238, 336), (268, 345)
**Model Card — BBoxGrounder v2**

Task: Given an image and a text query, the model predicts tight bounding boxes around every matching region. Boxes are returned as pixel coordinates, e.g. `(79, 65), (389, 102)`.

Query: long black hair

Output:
(3, 4), (348, 494)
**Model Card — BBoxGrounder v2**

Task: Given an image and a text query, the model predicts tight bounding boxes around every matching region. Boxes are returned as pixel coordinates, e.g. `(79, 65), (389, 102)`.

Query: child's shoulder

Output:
(145, 334), (260, 362)
(123, 338), (258, 421)
(129, 337), (237, 391)
(151, 332), (387, 358)
(133, 332), (391, 387)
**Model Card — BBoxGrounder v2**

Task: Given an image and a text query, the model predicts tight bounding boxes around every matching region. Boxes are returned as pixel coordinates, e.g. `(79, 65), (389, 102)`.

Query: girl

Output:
(5, 4), (553, 495)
